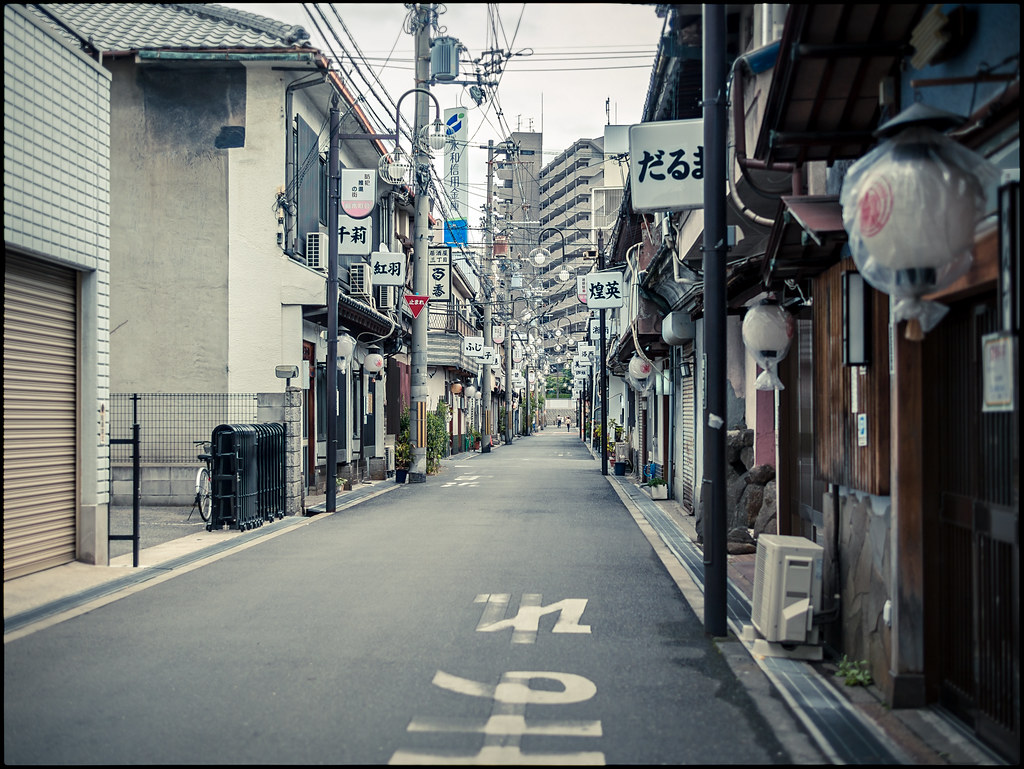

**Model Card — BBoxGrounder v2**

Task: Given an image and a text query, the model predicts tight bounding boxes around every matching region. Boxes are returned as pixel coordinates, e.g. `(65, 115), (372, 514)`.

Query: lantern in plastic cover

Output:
(628, 355), (653, 379)
(742, 303), (794, 390)
(840, 104), (998, 340)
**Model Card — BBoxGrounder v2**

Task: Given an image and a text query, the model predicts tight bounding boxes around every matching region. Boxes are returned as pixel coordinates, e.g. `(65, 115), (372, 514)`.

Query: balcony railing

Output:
(427, 308), (479, 338)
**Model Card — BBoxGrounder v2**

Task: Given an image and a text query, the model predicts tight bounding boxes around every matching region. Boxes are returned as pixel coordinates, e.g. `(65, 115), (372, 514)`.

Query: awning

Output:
(303, 292), (397, 337)
(754, 4), (927, 166)
(761, 195), (847, 286)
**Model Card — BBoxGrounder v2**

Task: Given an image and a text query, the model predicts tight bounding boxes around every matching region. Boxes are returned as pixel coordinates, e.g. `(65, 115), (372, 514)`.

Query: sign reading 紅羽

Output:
(628, 119), (704, 213)
(370, 251), (405, 286)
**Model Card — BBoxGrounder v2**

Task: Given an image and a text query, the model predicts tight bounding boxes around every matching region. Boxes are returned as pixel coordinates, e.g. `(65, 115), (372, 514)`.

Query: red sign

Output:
(406, 294), (429, 319)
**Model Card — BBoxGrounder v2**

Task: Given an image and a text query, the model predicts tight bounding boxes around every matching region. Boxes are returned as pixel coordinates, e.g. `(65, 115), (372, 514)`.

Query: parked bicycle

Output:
(188, 439), (213, 523)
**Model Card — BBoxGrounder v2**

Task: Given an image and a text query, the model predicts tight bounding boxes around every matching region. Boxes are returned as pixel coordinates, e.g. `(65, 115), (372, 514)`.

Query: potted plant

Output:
(644, 476), (668, 500)
(395, 406), (412, 483)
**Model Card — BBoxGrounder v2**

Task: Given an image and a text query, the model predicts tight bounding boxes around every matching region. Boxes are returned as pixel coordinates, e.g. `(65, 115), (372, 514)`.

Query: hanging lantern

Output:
(464, 384), (477, 399)
(742, 303), (794, 390)
(449, 382), (463, 394)
(840, 104), (999, 340)
(378, 146), (412, 185)
(362, 351), (385, 374)
(628, 355), (653, 379)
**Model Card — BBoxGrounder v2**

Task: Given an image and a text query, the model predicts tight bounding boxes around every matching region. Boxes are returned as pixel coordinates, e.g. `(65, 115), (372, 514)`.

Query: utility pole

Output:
(326, 95), (340, 512)
(409, 5), (431, 483)
(598, 230), (608, 476)
(481, 139), (494, 452)
(703, 3), (728, 637)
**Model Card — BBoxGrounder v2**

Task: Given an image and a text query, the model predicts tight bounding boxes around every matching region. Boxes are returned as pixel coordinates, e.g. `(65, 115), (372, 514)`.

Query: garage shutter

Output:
(4, 253), (78, 580)
(680, 345), (696, 513)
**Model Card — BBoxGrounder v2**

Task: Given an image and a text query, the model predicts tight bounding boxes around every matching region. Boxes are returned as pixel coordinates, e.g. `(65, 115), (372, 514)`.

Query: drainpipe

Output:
(283, 73), (326, 258)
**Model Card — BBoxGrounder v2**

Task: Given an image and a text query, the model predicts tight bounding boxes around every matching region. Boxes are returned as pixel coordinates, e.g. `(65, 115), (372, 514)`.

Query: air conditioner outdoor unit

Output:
(750, 534), (823, 645)
(374, 284), (398, 312)
(349, 263), (371, 299)
(305, 232), (327, 271)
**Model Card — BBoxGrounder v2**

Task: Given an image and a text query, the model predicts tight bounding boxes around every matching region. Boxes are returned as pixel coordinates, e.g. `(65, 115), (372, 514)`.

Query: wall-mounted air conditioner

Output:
(305, 232), (327, 271)
(349, 263), (371, 299)
(751, 534), (823, 645)
(375, 284), (398, 312)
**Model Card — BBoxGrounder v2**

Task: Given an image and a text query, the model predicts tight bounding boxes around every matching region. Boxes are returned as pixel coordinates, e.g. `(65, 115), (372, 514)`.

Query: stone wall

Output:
(695, 428), (777, 552)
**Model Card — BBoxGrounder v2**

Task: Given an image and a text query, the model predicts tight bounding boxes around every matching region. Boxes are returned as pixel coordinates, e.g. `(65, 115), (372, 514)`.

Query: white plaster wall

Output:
(227, 66), (325, 392)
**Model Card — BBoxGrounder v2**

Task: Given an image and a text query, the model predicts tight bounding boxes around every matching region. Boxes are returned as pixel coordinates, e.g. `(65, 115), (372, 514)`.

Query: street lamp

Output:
(528, 227), (567, 268)
(333, 81), (442, 492)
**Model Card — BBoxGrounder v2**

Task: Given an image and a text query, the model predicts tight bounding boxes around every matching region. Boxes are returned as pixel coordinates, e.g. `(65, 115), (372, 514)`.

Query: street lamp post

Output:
(333, 72), (444, 492)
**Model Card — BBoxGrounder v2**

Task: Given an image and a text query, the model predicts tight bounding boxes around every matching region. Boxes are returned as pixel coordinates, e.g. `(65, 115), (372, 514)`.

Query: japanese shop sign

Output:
(428, 245), (452, 302)
(479, 347), (499, 366)
(338, 214), (372, 256)
(628, 119), (704, 212)
(463, 336), (485, 357)
(340, 169), (376, 219)
(585, 271), (625, 309)
(444, 108), (469, 246)
(370, 251), (405, 286)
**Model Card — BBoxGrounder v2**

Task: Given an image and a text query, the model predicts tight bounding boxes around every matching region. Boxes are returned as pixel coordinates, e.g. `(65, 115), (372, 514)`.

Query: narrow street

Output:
(4, 432), (815, 765)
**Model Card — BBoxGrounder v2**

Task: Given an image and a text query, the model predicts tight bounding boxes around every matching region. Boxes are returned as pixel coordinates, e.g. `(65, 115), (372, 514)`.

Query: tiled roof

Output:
(31, 3), (311, 52)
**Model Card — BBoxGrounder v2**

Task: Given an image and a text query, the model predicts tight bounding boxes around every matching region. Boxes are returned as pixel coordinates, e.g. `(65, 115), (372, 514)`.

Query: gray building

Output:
(4, 4), (112, 578)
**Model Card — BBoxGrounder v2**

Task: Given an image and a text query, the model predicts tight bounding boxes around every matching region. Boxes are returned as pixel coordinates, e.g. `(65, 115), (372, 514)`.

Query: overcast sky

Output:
(224, 3), (663, 236)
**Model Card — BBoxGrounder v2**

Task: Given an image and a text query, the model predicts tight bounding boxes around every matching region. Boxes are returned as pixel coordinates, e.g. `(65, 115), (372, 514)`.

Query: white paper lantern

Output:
(362, 352), (385, 374)
(742, 303), (794, 390)
(464, 385), (477, 399)
(841, 120), (998, 339)
(628, 355), (653, 379)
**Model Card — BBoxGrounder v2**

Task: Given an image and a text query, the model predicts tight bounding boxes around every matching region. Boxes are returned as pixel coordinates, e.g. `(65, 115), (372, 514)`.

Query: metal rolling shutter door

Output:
(4, 253), (78, 580)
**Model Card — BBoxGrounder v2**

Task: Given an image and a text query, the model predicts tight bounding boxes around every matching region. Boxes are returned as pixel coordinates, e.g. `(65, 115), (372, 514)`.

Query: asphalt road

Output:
(5, 432), (808, 764)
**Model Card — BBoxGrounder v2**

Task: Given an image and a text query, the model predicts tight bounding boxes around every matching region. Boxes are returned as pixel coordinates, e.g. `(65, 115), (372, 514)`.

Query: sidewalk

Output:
(610, 473), (1003, 766)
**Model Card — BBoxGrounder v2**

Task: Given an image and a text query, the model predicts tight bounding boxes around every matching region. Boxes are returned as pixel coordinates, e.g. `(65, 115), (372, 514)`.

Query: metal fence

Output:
(110, 393), (259, 464)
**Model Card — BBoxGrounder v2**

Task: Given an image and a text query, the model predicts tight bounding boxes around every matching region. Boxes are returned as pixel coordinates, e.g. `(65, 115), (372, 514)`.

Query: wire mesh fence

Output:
(110, 393), (259, 464)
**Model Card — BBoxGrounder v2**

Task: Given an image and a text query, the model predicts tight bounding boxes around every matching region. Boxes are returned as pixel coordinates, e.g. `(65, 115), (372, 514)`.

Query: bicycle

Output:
(188, 440), (213, 523)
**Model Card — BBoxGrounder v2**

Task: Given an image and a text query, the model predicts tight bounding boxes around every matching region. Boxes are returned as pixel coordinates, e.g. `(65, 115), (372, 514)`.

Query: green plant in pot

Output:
(395, 406), (412, 482)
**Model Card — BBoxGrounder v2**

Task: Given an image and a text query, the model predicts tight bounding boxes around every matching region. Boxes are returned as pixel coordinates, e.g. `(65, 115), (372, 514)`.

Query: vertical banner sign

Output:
(628, 119), (704, 212)
(428, 245), (452, 302)
(577, 274), (588, 304)
(444, 107), (469, 246)
(340, 169), (376, 219)
(339, 215), (372, 256)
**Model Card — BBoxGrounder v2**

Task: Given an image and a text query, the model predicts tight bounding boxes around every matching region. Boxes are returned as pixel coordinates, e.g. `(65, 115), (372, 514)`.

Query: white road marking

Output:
(475, 593), (591, 644)
(390, 670), (604, 765)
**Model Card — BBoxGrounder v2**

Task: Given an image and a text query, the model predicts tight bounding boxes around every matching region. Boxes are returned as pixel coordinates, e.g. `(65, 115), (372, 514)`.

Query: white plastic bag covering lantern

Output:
(742, 303), (794, 390)
(628, 355), (653, 379)
(840, 125), (998, 339)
